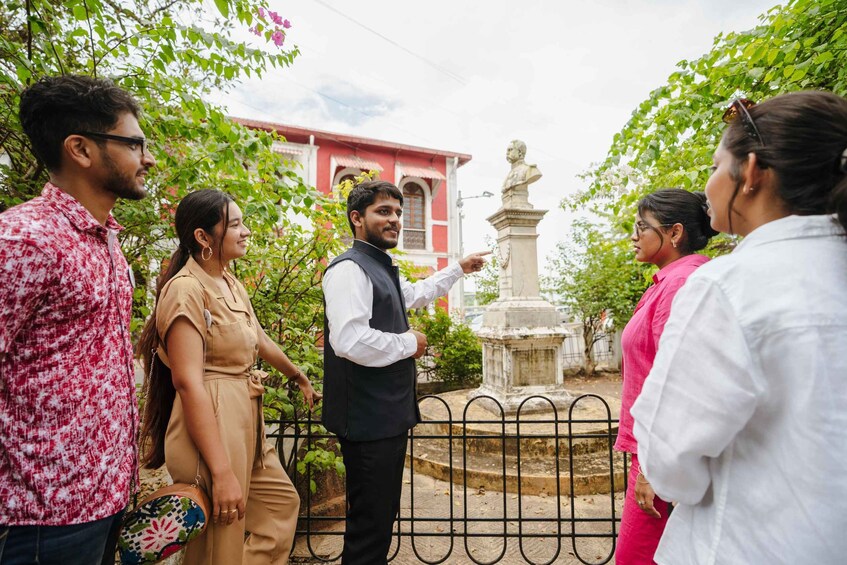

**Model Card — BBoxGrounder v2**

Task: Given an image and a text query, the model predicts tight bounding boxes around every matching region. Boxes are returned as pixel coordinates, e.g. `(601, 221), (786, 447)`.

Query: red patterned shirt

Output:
(0, 183), (138, 525)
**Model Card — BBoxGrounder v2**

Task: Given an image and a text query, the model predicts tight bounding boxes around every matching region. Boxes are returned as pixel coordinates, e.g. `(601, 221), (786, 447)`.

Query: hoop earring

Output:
(201, 246), (213, 261)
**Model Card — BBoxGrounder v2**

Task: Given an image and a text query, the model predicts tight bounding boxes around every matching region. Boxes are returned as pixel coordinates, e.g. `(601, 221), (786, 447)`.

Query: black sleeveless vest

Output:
(322, 240), (420, 441)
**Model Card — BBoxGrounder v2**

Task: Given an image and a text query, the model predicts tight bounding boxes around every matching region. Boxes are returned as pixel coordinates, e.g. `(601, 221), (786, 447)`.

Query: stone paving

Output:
(291, 463), (623, 564)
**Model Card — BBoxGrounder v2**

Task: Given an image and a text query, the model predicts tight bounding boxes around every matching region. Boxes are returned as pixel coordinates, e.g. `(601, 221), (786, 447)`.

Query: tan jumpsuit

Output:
(156, 258), (299, 565)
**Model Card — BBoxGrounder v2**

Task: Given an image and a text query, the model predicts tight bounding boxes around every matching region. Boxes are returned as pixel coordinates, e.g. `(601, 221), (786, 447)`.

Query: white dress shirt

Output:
(323, 242), (464, 368)
(631, 215), (847, 565)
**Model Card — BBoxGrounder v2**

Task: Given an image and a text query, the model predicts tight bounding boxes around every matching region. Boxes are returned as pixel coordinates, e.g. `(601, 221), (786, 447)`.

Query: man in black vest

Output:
(322, 180), (488, 564)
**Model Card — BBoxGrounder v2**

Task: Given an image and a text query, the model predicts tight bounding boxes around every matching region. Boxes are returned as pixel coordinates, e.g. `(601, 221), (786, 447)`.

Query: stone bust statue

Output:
(501, 139), (541, 208)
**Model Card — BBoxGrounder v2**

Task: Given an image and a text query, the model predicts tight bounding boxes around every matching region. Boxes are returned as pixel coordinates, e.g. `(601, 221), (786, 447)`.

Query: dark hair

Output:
(19, 75), (141, 172)
(722, 90), (847, 233)
(638, 188), (718, 253)
(346, 180), (403, 234)
(137, 189), (234, 469)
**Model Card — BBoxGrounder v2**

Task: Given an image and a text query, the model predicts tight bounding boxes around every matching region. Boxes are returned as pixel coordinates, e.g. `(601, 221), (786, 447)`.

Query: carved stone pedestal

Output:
(469, 179), (571, 415)
(470, 323), (572, 415)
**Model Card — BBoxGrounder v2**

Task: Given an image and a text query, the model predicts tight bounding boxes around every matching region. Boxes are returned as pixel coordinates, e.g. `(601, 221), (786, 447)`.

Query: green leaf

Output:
(214, 0), (230, 18)
(790, 67), (807, 81)
(815, 51), (835, 64)
(73, 5), (88, 20)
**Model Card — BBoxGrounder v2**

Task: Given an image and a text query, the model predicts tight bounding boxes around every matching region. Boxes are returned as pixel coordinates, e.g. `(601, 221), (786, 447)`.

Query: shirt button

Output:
(247, 320), (253, 327)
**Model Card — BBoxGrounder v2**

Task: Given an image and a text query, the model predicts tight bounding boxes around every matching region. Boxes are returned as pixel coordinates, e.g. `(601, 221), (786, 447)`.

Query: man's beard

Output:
(363, 221), (399, 250)
(102, 152), (147, 201)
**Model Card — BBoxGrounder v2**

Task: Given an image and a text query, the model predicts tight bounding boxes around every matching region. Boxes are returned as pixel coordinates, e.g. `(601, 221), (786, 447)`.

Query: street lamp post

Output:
(456, 190), (494, 317)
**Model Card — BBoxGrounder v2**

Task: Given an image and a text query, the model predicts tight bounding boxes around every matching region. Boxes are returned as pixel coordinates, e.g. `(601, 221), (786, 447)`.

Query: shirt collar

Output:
(43, 182), (124, 235)
(652, 253), (710, 284)
(184, 256), (251, 313)
(734, 214), (844, 253)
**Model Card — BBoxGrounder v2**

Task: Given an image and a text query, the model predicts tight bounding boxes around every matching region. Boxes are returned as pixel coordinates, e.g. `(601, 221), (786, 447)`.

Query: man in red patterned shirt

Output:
(0, 75), (155, 564)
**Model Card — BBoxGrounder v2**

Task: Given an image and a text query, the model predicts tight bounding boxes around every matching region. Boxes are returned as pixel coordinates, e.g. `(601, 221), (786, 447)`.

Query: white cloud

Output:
(216, 0), (777, 280)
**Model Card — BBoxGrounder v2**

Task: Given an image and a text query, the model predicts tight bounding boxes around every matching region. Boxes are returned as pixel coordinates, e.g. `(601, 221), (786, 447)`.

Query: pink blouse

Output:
(614, 253), (709, 453)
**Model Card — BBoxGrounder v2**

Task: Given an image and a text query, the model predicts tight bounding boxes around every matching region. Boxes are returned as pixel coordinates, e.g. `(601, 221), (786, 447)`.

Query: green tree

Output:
(545, 220), (649, 375)
(576, 0), (847, 216)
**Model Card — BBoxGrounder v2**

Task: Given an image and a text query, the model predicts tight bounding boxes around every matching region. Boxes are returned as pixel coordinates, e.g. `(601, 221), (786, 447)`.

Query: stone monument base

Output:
(481, 296), (560, 328)
(472, 324), (571, 415)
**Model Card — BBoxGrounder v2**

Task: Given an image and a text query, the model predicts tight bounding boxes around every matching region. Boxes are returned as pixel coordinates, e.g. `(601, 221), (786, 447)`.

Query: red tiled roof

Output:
(232, 117), (472, 167)
(336, 155), (384, 172)
(398, 163), (446, 181)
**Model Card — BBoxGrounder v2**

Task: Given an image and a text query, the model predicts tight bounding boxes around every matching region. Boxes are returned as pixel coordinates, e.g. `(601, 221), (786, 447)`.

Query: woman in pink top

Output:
(614, 189), (717, 564)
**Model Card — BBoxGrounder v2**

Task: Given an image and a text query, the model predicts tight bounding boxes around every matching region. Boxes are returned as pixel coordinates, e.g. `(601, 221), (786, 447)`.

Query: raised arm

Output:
(401, 251), (489, 309)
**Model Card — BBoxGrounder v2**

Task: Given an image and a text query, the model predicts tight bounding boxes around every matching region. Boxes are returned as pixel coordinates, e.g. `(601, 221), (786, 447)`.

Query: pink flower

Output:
(141, 518), (180, 551)
(282, 19), (291, 29)
(271, 30), (285, 46)
(269, 11), (283, 25)
(248, 26), (262, 36)
(258, 7), (266, 19)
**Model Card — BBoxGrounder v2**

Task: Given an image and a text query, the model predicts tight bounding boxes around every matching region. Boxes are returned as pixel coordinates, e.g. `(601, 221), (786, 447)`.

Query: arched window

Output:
(332, 167), (361, 191)
(403, 183), (426, 250)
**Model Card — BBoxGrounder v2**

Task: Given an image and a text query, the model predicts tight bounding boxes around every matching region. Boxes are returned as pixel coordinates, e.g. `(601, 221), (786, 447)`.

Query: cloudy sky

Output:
(214, 0), (777, 281)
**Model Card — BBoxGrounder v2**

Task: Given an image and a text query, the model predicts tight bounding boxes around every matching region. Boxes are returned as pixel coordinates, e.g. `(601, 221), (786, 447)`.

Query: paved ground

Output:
(291, 464), (623, 564)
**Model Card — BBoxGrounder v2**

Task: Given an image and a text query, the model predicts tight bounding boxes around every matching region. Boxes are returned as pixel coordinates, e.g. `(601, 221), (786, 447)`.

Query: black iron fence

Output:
(268, 394), (628, 565)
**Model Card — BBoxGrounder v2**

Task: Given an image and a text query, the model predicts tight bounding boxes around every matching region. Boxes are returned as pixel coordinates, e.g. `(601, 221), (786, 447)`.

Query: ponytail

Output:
(137, 246), (191, 469)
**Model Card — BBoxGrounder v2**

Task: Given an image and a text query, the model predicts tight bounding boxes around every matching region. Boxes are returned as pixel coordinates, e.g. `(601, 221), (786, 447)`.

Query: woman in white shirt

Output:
(631, 91), (847, 564)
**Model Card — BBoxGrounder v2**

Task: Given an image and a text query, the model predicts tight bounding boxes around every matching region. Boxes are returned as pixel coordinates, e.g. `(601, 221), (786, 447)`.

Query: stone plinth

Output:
(470, 324), (572, 415)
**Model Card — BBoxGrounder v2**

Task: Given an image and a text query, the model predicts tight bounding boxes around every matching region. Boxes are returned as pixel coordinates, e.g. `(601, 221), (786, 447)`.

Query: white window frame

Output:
(398, 177), (432, 253)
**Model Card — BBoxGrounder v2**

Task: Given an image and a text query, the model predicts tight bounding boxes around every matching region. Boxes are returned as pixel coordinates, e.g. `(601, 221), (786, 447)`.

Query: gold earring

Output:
(672, 240), (678, 248)
(201, 246), (213, 261)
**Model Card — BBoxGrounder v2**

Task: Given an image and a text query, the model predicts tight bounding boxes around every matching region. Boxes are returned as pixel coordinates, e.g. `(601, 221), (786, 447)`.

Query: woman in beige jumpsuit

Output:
(138, 189), (319, 564)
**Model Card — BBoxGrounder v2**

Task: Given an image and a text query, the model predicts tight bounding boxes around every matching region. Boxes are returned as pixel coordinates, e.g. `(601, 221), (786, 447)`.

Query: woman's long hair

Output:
(137, 189), (233, 469)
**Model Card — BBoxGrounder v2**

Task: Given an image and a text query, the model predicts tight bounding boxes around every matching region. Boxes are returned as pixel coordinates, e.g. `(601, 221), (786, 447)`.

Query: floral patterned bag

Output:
(118, 480), (211, 564)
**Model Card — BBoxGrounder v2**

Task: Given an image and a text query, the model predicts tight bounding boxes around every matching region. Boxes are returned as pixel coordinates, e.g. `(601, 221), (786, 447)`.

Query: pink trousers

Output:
(615, 453), (670, 565)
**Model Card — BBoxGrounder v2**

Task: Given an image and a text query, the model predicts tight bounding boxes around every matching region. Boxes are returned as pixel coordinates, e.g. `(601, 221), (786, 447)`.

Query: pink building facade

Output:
(235, 118), (472, 312)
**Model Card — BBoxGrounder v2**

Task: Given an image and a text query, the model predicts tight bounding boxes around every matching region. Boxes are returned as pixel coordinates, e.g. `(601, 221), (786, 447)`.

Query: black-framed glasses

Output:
(722, 97), (765, 147)
(633, 221), (675, 237)
(77, 131), (150, 155)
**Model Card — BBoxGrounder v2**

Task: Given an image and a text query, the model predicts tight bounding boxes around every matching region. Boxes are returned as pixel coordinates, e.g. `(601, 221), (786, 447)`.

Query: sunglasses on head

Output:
(722, 97), (765, 147)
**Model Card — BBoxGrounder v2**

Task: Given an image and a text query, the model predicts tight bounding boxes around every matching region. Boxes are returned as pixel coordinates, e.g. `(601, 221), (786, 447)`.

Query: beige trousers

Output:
(166, 376), (300, 564)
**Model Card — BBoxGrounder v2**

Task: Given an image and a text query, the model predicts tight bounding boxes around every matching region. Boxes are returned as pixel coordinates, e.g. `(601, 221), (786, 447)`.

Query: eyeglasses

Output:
(77, 131), (150, 155)
(722, 98), (765, 147)
(633, 221), (675, 237)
